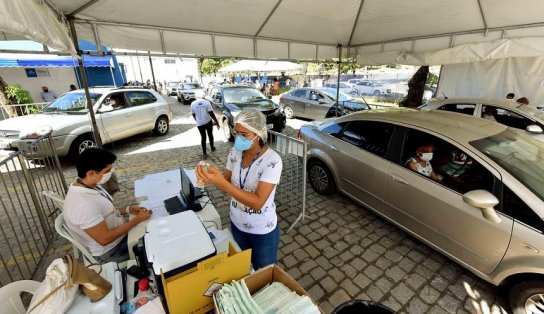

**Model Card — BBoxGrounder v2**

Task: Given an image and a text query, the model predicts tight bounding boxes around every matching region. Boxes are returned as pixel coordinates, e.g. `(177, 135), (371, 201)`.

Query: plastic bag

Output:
(27, 258), (78, 313)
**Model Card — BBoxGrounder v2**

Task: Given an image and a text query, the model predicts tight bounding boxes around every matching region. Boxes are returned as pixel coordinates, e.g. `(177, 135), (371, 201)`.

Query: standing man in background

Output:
(40, 86), (56, 102)
(191, 91), (220, 159)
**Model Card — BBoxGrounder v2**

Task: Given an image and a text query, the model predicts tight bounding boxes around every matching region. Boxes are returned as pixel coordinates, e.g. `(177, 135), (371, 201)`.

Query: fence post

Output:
(47, 133), (68, 193)
(16, 154), (53, 239)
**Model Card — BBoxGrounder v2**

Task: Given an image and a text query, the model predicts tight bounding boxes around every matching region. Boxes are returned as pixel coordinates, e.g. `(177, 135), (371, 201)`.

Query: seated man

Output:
(406, 142), (440, 181)
(109, 94), (127, 110)
(63, 148), (151, 263)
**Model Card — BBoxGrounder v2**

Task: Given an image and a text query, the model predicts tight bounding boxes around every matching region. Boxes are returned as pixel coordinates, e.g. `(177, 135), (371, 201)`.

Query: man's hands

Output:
(125, 205), (152, 223)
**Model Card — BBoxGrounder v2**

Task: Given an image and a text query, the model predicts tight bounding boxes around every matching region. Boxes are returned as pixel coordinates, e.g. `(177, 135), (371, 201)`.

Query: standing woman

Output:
(196, 110), (283, 270)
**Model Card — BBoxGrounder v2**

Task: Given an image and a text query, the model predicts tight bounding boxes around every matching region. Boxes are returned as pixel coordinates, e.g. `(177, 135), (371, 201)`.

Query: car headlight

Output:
(19, 126), (52, 139)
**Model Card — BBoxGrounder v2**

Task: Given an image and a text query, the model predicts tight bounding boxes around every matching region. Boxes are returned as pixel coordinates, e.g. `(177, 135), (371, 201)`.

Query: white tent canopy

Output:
(219, 60), (301, 73)
(2, 0), (544, 65)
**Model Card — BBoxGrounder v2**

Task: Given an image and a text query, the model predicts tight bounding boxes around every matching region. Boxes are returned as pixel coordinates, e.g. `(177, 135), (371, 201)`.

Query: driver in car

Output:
(109, 94), (126, 110)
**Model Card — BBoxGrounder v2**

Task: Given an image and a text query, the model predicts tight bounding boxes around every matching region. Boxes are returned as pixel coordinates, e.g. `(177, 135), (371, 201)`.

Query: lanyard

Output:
(77, 178), (114, 204)
(239, 147), (263, 190)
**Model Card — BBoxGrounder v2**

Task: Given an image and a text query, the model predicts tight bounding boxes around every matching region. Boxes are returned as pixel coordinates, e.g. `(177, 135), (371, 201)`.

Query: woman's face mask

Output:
(97, 168), (114, 184)
(419, 152), (433, 162)
(234, 135), (256, 151)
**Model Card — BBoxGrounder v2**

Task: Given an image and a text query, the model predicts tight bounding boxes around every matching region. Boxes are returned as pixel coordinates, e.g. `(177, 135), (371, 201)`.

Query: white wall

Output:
(117, 55), (199, 83)
(0, 67), (78, 102)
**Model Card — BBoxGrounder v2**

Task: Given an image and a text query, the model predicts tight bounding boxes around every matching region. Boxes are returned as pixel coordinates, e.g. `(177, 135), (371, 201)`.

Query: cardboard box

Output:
(161, 242), (251, 314)
(214, 264), (323, 313)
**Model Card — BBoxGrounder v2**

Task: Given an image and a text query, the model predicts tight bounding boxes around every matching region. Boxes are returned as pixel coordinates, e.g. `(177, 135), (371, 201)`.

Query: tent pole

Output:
(148, 51), (157, 91)
(109, 65), (116, 87)
(129, 56), (137, 82)
(136, 55), (144, 83)
(336, 44), (342, 117)
(68, 17), (102, 148)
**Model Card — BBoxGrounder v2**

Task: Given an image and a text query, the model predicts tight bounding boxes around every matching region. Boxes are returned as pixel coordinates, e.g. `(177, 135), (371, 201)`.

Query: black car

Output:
(205, 85), (286, 141)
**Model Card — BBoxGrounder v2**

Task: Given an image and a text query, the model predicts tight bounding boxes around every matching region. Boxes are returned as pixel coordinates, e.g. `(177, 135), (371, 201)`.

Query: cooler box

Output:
(144, 211), (216, 304)
(66, 262), (123, 313)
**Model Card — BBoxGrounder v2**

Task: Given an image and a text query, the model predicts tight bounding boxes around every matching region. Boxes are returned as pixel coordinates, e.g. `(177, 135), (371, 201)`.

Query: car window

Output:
(502, 185), (543, 232)
(320, 121), (346, 137)
(42, 92), (101, 114)
(482, 105), (535, 130)
(125, 91), (157, 106)
(292, 90), (306, 98)
(339, 121), (394, 158)
(308, 91), (325, 101)
(401, 129), (495, 194)
(437, 103), (476, 116)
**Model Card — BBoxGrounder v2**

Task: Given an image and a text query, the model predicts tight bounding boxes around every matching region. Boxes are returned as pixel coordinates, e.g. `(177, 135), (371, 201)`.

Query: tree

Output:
(318, 58), (360, 75)
(198, 58), (234, 76)
(399, 66), (429, 108)
(0, 75), (14, 116)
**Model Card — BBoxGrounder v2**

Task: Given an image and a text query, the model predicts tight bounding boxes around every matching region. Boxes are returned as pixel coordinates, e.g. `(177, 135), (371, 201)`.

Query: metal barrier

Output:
(0, 132), (67, 286)
(0, 103), (49, 121)
(267, 130), (307, 232)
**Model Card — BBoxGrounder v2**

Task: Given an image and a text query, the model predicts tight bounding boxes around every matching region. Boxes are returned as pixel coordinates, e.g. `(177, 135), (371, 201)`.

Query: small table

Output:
(127, 169), (222, 259)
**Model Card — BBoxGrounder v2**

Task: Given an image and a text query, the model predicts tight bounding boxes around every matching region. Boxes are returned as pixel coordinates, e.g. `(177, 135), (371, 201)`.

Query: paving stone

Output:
(415, 264), (434, 279)
(300, 259), (318, 273)
(385, 265), (406, 282)
(329, 268), (346, 283)
(315, 256), (333, 270)
(286, 267), (301, 280)
(365, 285), (386, 301)
(314, 239), (330, 250)
(349, 257), (367, 271)
(349, 244), (363, 256)
(310, 266), (327, 281)
(406, 273), (427, 290)
(398, 257), (416, 272)
(369, 243), (387, 254)
(391, 283), (415, 305)
(299, 274), (314, 289)
(340, 263), (357, 278)
(283, 255), (297, 268)
(341, 278), (361, 297)
(320, 301), (335, 314)
(384, 250), (403, 262)
(294, 234), (309, 246)
(431, 275), (450, 291)
(428, 305), (448, 314)
(407, 250), (425, 262)
(329, 289), (351, 308)
(363, 265), (383, 281)
(304, 244), (320, 258)
(339, 250), (353, 262)
(374, 277), (394, 293)
(440, 265), (461, 282)
(375, 257), (393, 270)
(353, 273), (371, 289)
(407, 297), (429, 313)
(321, 276), (337, 292)
(382, 296), (403, 312)
(438, 293), (462, 313)
(308, 284), (325, 301)
(361, 249), (379, 262)
(420, 286), (441, 304)
(423, 257), (443, 272)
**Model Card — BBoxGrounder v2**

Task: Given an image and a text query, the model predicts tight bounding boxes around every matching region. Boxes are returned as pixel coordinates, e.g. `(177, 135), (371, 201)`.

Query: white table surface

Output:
(128, 169), (222, 260)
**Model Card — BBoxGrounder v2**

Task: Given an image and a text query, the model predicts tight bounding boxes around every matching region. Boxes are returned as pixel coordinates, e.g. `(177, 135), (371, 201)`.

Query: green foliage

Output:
(426, 72), (439, 86)
(5, 84), (33, 104)
(199, 58), (234, 75)
(318, 58), (361, 74)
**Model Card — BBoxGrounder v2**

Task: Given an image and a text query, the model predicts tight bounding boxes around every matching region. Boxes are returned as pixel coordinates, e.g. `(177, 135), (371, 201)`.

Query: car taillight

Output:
(279, 95), (284, 104)
(297, 130), (302, 140)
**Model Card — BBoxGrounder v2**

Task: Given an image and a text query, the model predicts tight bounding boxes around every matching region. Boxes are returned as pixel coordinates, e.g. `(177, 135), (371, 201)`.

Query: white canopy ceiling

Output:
(219, 60), (302, 73)
(2, 0), (544, 65)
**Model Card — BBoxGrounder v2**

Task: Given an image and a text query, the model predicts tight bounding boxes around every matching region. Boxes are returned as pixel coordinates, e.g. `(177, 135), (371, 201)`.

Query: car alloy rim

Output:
(158, 120), (168, 133)
(525, 293), (544, 313)
(223, 120), (231, 139)
(310, 165), (328, 191)
(79, 140), (96, 153)
(284, 107), (293, 118)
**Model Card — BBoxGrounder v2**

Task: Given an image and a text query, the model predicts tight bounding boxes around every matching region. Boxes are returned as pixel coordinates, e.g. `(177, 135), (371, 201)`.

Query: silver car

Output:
(423, 98), (544, 142)
(299, 109), (544, 313)
(0, 87), (172, 159)
(177, 82), (204, 104)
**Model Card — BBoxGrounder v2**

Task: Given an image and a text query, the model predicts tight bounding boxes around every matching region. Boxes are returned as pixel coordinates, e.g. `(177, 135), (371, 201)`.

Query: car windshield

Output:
(471, 129), (544, 200)
(223, 88), (268, 104)
(168, 82), (178, 87)
(182, 83), (200, 90)
(517, 104), (544, 121)
(42, 92), (101, 114)
(320, 88), (352, 102)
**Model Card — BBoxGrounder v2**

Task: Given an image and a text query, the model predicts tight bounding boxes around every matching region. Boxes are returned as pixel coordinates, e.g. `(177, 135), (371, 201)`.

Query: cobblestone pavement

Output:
(35, 96), (509, 313)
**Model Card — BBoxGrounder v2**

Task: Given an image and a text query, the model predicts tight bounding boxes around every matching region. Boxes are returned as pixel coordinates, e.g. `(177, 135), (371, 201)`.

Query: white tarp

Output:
(0, 0), (75, 54)
(436, 57), (544, 106)
(219, 60), (302, 73)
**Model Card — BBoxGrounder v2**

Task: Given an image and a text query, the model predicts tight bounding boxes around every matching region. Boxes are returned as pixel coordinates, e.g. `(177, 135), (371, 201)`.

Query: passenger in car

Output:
(436, 150), (473, 188)
(482, 107), (497, 122)
(110, 94), (126, 110)
(406, 143), (440, 181)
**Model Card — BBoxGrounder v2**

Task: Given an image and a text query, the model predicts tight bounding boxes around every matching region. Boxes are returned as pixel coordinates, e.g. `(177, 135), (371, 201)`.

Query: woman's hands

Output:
(196, 164), (227, 188)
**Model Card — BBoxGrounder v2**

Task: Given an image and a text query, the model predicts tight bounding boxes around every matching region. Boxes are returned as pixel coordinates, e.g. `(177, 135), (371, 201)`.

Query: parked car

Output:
(205, 85), (286, 141)
(324, 82), (358, 96)
(279, 87), (370, 120)
(0, 87), (172, 158)
(177, 82), (204, 104)
(299, 109), (544, 313)
(165, 81), (180, 96)
(422, 98), (544, 143)
(353, 81), (391, 96)
(345, 79), (364, 87)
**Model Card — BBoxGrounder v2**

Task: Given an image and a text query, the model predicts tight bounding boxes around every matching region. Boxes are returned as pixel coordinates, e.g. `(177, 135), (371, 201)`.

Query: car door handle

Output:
(329, 145), (338, 151)
(389, 173), (408, 184)
(522, 243), (539, 253)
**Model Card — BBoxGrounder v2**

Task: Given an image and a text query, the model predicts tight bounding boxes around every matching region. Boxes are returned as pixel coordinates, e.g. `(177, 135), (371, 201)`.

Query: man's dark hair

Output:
(76, 148), (117, 178)
(506, 93), (515, 99)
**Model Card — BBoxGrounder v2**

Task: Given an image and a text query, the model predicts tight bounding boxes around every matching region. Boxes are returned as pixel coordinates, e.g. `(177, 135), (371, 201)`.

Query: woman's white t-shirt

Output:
(226, 147), (283, 235)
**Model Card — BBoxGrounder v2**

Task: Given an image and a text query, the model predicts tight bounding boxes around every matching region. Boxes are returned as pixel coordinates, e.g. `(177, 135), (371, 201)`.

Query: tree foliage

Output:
(6, 84), (33, 104)
(318, 58), (361, 75)
(399, 66), (429, 108)
(198, 58), (234, 75)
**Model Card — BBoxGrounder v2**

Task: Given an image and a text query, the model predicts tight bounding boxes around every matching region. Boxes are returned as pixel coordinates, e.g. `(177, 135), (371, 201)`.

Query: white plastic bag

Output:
(27, 258), (78, 314)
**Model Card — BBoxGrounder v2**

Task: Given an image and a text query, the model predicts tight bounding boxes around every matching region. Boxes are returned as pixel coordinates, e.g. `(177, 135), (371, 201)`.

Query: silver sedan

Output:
(299, 109), (544, 313)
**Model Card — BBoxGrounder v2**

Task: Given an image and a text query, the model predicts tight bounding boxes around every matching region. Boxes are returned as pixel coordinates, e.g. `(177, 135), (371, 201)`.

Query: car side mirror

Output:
(462, 190), (501, 223)
(98, 105), (114, 113)
(526, 125), (543, 134)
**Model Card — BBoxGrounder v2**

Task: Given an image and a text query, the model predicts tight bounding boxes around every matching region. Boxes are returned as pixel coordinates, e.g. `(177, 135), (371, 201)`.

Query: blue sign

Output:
(25, 68), (37, 77)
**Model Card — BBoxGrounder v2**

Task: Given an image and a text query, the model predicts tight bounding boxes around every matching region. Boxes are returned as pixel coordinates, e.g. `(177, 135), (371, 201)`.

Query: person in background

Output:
(264, 84), (270, 97)
(303, 81), (309, 87)
(406, 143), (439, 181)
(285, 78), (291, 89)
(196, 110), (283, 270)
(63, 148), (152, 263)
(517, 97), (529, 105)
(482, 106), (497, 122)
(69, 84), (77, 91)
(40, 86), (56, 102)
(506, 93), (515, 101)
(191, 91), (220, 159)
(272, 78), (279, 96)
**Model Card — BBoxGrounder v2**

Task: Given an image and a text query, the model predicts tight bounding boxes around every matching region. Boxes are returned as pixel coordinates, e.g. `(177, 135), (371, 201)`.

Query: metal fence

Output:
(0, 103), (49, 121)
(267, 130), (307, 232)
(0, 132), (67, 286)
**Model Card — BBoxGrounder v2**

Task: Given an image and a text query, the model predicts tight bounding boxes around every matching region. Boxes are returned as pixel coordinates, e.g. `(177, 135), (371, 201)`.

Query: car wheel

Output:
(69, 134), (97, 160)
(222, 119), (234, 142)
(374, 90), (380, 96)
(153, 116), (169, 136)
(308, 159), (336, 195)
(283, 106), (294, 119)
(509, 280), (544, 314)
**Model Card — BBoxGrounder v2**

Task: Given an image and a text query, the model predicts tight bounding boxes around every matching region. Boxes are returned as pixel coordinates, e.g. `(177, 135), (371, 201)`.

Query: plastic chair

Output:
(54, 213), (98, 265)
(0, 280), (41, 314)
(41, 190), (65, 210)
